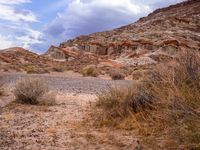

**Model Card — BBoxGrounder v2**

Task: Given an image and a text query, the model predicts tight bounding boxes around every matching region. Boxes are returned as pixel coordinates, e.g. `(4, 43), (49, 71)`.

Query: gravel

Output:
(0, 72), (131, 94)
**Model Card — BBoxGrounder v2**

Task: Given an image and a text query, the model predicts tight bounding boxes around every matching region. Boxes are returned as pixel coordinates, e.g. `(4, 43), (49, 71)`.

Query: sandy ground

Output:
(0, 72), (139, 150)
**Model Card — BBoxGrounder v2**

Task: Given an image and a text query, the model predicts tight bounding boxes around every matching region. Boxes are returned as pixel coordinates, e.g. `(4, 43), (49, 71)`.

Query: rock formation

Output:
(1, 0), (200, 73)
(48, 0), (200, 67)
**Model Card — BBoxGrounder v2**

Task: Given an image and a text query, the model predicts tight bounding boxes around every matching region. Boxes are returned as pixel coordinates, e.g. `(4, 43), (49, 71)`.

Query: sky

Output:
(0, 0), (184, 53)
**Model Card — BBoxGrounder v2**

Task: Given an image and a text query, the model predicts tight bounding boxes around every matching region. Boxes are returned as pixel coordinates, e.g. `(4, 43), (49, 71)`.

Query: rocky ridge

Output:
(0, 47), (58, 73)
(50, 0), (200, 67)
(0, 0), (200, 73)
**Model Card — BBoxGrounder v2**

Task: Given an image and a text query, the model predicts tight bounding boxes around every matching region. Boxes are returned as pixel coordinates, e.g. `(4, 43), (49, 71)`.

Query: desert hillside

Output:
(0, 0), (200, 76)
(57, 0), (200, 65)
(1, 0), (199, 75)
(46, 0), (200, 76)
(0, 0), (200, 149)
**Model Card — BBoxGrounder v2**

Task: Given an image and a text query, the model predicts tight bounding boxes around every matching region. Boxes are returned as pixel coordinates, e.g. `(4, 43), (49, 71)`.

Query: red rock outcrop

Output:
(1, 0), (200, 73)
(55, 0), (199, 67)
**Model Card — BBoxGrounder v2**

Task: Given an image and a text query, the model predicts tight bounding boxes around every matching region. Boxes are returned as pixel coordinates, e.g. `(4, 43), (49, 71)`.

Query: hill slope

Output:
(0, 1), (200, 149)
(0, 47), (58, 73)
(1, 0), (200, 74)
(49, 0), (199, 67)
(60, 0), (200, 51)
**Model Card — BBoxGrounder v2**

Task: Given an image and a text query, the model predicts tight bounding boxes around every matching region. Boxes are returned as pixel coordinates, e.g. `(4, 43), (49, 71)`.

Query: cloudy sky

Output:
(0, 0), (184, 53)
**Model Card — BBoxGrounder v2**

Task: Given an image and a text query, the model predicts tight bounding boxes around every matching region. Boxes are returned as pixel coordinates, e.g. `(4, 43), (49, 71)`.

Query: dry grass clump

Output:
(38, 91), (56, 106)
(141, 51), (200, 149)
(25, 66), (50, 74)
(0, 77), (4, 96)
(51, 66), (65, 72)
(109, 69), (125, 80)
(132, 69), (152, 80)
(13, 78), (55, 105)
(174, 50), (200, 108)
(81, 65), (99, 77)
(96, 50), (200, 121)
(93, 49), (200, 149)
(97, 85), (154, 119)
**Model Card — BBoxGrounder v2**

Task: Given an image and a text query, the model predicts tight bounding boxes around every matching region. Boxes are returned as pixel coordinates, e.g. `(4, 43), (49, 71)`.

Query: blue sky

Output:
(0, 0), (184, 53)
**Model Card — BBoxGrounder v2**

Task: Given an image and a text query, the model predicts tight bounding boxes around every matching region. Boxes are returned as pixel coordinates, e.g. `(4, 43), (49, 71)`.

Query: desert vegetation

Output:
(109, 69), (125, 80)
(0, 1), (199, 149)
(97, 84), (153, 118)
(0, 77), (4, 96)
(25, 66), (50, 74)
(94, 50), (200, 149)
(51, 66), (65, 72)
(81, 65), (99, 77)
(13, 78), (56, 105)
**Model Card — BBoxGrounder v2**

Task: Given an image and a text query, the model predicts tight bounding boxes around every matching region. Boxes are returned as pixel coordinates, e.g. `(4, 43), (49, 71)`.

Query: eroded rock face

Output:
(57, 0), (199, 68)
(83, 44), (107, 55)
(45, 46), (66, 60)
(1, 0), (199, 73)
(43, 0), (200, 70)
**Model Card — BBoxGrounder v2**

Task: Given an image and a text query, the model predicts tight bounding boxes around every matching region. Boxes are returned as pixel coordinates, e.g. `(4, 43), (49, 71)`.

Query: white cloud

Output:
(86, 0), (151, 14)
(45, 0), (152, 41)
(0, 0), (31, 5)
(0, 0), (185, 52)
(0, 4), (37, 22)
(16, 27), (43, 49)
(0, 23), (43, 50)
(43, 0), (184, 49)
(0, 0), (37, 22)
(0, 35), (14, 49)
(0, 0), (42, 51)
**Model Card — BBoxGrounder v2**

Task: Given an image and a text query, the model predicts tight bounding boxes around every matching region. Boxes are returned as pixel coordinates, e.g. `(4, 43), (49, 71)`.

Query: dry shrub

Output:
(174, 50), (200, 107)
(13, 78), (55, 105)
(51, 66), (65, 72)
(96, 50), (200, 122)
(38, 91), (56, 106)
(0, 77), (4, 96)
(81, 65), (99, 77)
(97, 84), (154, 119)
(9, 64), (22, 72)
(3, 68), (8, 72)
(141, 51), (200, 149)
(109, 69), (125, 80)
(25, 66), (50, 74)
(93, 49), (200, 149)
(132, 69), (148, 80)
